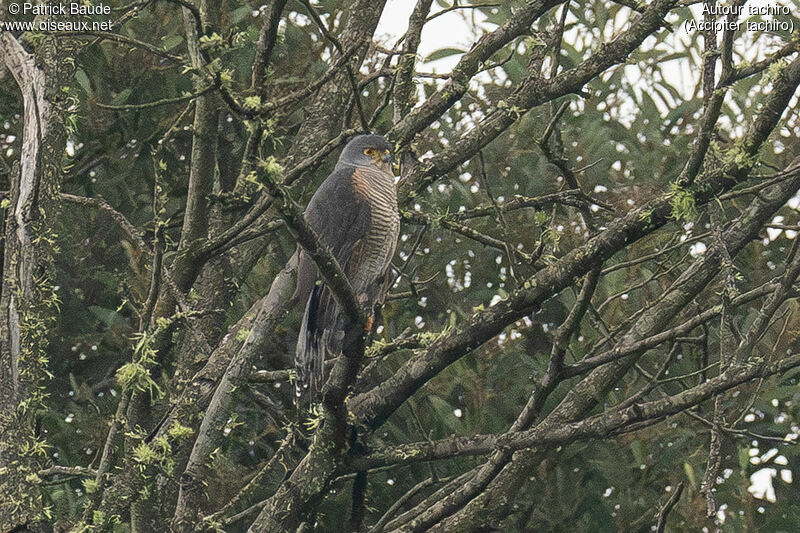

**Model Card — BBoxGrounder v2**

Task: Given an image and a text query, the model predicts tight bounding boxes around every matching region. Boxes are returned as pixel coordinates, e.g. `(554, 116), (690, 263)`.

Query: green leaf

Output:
(111, 88), (132, 105)
(88, 305), (122, 327)
(75, 68), (92, 96)
(425, 47), (467, 62)
(161, 34), (183, 51)
(630, 439), (645, 464)
(231, 6), (252, 24)
(683, 461), (697, 488)
(428, 395), (463, 434)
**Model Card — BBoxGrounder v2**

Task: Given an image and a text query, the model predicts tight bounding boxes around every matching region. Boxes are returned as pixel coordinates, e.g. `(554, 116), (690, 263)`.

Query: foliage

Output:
(1, 0), (800, 532)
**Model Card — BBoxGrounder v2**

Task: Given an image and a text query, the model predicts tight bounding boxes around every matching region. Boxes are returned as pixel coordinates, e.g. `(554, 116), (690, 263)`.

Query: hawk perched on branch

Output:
(294, 134), (399, 404)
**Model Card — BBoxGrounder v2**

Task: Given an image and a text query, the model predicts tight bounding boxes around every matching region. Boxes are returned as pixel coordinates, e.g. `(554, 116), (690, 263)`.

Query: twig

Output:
(56, 31), (185, 63)
(196, 128), (357, 263)
(207, 433), (301, 524)
(346, 352), (800, 471)
(371, 475), (454, 533)
(38, 465), (97, 478)
(393, 0), (434, 125)
(248, 369), (293, 383)
(426, 2), (502, 23)
(459, 189), (604, 219)
(477, 150), (518, 282)
(250, 0), (289, 91)
(300, 0), (370, 131)
(655, 482), (684, 533)
(222, 43), (361, 118)
(163, 0), (203, 38)
(539, 101), (569, 147)
(95, 83), (217, 111)
(403, 209), (531, 262)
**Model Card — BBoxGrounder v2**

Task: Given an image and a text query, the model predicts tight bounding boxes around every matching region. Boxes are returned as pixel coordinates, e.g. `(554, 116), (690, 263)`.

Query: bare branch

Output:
(655, 482), (684, 533)
(346, 352), (800, 471)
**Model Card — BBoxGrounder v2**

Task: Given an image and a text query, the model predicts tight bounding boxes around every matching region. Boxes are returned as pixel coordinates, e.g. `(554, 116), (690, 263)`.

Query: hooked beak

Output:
(381, 151), (394, 163)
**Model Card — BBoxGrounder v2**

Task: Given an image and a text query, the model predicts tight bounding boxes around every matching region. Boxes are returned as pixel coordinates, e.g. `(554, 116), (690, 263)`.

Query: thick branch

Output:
(348, 51), (800, 430)
(346, 352), (800, 470)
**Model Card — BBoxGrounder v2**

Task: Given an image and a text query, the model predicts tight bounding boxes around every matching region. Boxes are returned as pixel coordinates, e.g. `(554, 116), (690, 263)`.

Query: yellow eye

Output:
(363, 148), (377, 156)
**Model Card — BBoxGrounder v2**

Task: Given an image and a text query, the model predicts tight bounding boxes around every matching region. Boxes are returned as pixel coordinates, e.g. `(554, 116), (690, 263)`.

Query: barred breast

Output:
(351, 167), (399, 295)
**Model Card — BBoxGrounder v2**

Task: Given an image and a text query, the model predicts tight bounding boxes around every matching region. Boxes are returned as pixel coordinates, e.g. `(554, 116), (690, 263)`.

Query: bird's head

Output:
(337, 134), (395, 174)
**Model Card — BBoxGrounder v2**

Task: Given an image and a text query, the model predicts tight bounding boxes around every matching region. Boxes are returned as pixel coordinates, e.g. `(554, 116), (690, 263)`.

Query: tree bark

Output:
(0, 29), (75, 532)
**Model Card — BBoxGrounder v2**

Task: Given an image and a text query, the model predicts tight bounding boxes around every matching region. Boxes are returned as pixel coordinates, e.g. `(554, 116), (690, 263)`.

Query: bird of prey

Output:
(294, 134), (399, 404)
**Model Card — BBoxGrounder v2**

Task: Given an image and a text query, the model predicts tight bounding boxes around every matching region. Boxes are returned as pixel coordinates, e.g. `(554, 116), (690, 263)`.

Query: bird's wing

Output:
(295, 165), (395, 402)
(295, 165), (373, 313)
(295, 166), (373, 400)
(307, 165), (373, 267)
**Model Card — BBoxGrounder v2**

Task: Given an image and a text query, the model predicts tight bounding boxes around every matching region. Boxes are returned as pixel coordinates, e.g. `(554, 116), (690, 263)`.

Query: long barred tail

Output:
(295, 286), (325, 406)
